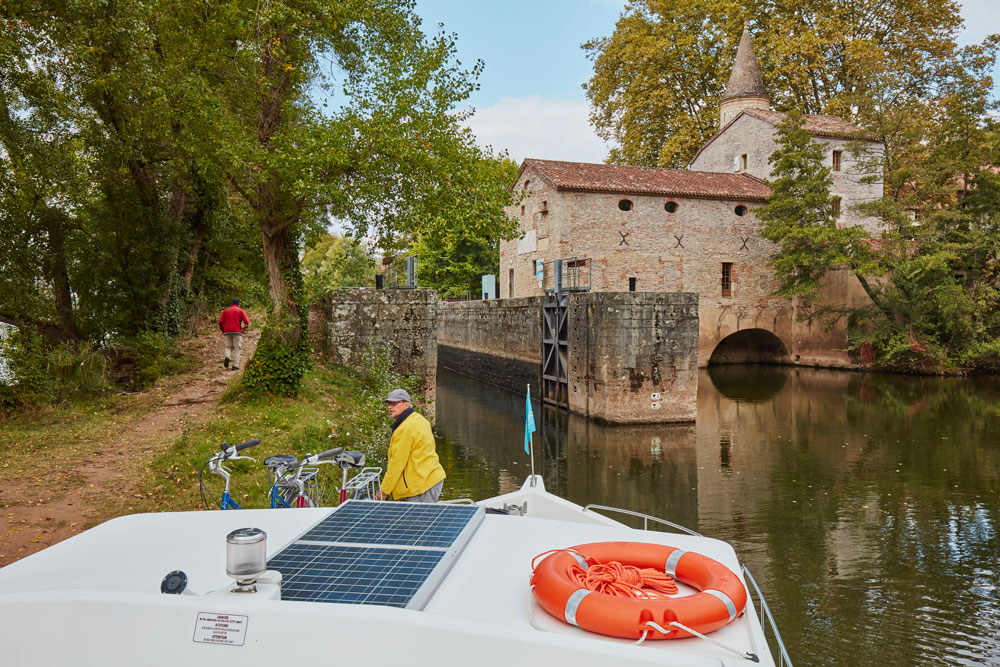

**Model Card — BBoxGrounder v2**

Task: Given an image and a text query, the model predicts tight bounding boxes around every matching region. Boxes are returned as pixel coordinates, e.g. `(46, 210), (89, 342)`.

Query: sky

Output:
(414, 0), (1000, 165)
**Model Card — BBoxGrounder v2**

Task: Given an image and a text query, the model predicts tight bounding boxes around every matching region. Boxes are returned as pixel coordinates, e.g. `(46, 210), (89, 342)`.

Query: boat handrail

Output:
(581, 504), (702, 536)
(742, 565), (794, 667)
(439, 498), (475, 505)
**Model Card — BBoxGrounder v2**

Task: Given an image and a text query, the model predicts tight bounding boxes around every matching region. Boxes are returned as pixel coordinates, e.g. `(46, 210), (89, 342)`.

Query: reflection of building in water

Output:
(561, 413), (698, 529)
(696, 366), (871, 569)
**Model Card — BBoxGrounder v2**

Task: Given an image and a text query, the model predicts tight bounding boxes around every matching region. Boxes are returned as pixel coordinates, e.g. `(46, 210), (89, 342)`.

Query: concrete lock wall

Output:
(311, 289), (438, 414)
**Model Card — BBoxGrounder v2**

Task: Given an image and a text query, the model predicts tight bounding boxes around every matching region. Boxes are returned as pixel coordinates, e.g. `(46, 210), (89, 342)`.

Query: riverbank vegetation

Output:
(0, 0), (519, 401)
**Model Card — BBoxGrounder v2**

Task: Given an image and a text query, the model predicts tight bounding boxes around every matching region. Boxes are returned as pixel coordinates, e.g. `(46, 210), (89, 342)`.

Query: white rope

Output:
(633, 630), (650, 645)
(642, 621), (759, 663)
(527, 585), (548, 632)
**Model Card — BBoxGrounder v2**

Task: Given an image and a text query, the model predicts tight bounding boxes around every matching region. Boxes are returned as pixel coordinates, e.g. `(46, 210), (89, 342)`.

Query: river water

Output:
(433, 365), (1000, 666)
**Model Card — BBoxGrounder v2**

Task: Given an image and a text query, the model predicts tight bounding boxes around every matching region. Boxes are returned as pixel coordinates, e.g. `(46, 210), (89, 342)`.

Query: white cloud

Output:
(465, 95), (610, 165)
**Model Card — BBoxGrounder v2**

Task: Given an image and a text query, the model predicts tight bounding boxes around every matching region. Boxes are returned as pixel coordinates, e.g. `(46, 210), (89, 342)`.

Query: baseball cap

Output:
(232, 298), (241, 306)
(384, 388), (411, 403)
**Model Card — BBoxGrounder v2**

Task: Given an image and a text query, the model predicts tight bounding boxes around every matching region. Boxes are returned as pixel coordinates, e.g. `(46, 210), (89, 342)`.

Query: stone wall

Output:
(567, 292), (699, 423)
(437, 292), (699, 423)
(437, 297), (542, 399)
(499, 164), (873, 368)
(312, 289), (438, 412)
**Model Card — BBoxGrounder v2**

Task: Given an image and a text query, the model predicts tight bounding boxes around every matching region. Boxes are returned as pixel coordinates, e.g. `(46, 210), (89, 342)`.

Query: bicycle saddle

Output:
(264, 454), (298, 469)
(337, 451), (365, 468)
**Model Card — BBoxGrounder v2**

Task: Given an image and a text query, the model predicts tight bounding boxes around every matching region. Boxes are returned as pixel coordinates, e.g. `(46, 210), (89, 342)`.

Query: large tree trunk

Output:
(261, 222), (302, 344)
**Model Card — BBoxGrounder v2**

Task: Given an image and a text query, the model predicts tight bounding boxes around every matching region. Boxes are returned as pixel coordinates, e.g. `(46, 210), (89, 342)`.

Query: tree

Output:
(181, 0), (509, 394)
(584, 0), (999, 168)
(756, 110), (877, 301)
(411, 147), (520, 298)
(302, 234), (376, 302)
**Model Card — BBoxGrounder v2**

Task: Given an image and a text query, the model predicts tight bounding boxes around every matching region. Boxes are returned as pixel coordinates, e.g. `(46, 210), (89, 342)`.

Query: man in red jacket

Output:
(218, 299), (250, 370)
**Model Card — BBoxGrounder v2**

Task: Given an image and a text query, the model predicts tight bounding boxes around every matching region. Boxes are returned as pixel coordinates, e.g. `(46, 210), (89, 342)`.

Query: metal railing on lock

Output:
(582, 503), (794, 667)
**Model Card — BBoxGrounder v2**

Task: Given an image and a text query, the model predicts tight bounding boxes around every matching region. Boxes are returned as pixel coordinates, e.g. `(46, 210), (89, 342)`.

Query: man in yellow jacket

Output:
(376, 388), (446, 502)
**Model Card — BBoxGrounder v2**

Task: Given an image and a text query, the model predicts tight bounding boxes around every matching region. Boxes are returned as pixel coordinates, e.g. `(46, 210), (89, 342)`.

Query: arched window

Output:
(735, 205), (748, 217)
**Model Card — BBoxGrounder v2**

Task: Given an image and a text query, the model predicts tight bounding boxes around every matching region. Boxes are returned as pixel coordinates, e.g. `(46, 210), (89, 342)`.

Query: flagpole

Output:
(528, 384), (536, 487)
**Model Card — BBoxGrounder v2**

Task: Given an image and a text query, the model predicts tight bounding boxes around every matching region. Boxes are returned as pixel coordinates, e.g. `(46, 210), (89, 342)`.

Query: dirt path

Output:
(0, 328), (259, 566)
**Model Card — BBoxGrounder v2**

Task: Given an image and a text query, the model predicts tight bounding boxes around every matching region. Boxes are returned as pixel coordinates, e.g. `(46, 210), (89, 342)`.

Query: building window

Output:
(740, 154), (748, 171)
(664, 201), (678, 213)
(735, 205), (748, 216)
(523, 180), (530, 190)
(508, 268), (514, 297)
(721, 262), (733, 297)
(520, 205), (525, 216)
(618, 199), (633, 211)
(832, 197), (841, 218)
(832, 151), (842, 172)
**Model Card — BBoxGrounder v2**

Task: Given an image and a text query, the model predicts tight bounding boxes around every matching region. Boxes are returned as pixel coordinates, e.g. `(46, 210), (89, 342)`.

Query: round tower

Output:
(719, 23), (771, 127)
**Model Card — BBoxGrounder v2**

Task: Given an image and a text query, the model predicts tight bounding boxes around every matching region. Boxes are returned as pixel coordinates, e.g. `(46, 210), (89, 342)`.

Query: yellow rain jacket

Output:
(381, 410), (446, 500)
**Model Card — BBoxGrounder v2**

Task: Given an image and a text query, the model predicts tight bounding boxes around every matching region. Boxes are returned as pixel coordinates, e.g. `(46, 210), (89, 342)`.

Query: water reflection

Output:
(434, 365), (1000, 666)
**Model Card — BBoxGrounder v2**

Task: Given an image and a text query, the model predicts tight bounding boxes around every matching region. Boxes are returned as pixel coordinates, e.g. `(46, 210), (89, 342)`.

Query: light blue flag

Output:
(524, 391), (536, 454)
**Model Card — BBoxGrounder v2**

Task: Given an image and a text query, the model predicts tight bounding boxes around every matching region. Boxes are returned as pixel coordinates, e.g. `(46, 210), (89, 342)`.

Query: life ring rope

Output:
(636, 620), (760, 663)
(530, 541), (749, 642)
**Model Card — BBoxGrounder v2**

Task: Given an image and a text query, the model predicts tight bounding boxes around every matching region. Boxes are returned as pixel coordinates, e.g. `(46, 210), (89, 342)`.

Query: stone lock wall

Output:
(437, 292), (699, 423)
(314, 289), (700, 424)
(311, 289), (438, 413)
(437, 297), (543, 399)
(567, 292), (699, 423)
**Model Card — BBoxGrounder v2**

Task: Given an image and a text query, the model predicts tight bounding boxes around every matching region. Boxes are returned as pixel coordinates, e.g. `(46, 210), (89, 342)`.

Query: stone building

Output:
(499, 25), (883, 367)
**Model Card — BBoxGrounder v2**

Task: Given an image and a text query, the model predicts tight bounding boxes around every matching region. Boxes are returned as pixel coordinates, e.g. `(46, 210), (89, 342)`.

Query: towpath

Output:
(0, 326), (259, 566)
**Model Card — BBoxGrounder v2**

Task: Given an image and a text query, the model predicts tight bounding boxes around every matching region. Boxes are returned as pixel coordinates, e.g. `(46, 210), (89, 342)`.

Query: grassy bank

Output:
(144, 364), (389, 513)
(1, 352), (413, 537)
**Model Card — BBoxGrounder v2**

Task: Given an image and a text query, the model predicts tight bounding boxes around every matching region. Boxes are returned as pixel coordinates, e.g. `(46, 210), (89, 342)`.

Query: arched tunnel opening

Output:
(708, 328), (789, 366)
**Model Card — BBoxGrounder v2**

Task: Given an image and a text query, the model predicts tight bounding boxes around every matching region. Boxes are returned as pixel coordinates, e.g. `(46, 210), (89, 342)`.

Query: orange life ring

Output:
(530, 541), (747, 640)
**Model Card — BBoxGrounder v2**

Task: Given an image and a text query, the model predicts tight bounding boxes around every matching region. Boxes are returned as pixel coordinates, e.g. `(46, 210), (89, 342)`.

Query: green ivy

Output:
(242, 257), (312, 396)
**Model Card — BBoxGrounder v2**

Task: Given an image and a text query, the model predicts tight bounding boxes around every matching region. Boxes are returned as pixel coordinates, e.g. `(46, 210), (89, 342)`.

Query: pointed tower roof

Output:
(721, 23), (769, 102)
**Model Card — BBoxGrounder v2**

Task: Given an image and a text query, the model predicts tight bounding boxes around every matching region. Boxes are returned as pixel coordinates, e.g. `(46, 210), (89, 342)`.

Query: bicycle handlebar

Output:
(235, 438), (261, 452)
(317, 447), (344, 461)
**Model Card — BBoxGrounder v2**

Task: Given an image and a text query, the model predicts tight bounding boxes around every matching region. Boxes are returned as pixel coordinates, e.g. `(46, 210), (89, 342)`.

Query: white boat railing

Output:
(582, 504), (702, 536)
(742, 566), (794, 667)
(583, 503), (794, 667)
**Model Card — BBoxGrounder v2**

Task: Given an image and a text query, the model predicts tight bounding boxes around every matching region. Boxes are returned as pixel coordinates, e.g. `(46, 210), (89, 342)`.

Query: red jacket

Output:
(219, 306), (249, 333)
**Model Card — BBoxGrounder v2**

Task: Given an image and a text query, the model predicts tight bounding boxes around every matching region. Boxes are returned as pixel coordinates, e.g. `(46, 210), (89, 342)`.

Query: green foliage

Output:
(324, 342), (421, 468)
(301, 234), (376, 303)
(584, 0), (999, 169)
(0, 328), (112, 405)
(130, 331), (194, 390)
(756, 110), (875, 298)
(412, 150), (521, 298)
(242, 320), (312, 397)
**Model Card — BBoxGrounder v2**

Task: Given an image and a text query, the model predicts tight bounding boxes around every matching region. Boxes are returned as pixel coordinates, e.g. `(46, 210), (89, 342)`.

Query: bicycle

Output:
(330, 450), (382, 503)
(198, 438), (261, 510)
(265, 447), (344, 508)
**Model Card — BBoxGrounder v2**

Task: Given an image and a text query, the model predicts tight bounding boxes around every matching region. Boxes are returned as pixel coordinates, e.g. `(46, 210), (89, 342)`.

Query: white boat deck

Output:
(0, 483), (779, 666)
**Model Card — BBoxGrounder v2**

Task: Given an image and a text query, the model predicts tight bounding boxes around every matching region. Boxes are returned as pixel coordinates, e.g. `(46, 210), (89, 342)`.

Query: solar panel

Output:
(268, 500), (483, 609)
(268, 543), (445, 607)
(297, 501), (480, 548)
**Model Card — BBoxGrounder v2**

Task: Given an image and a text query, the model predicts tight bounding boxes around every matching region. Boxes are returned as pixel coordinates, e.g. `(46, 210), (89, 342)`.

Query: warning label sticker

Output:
(192, 612), (249, 646)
